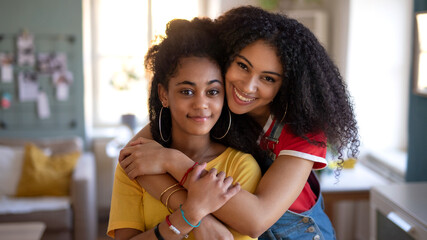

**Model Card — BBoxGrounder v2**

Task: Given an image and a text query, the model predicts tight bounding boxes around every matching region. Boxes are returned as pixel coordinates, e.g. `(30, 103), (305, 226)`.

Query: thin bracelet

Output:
(154, 223), (165, 240)
(165, 215), (189, 238)
(159, 183), (179, 204)
(179, 204), (201, 228)
(165, 188), (185, 213)
(179, 162), (198, 186)
(165, 215), (181, 235)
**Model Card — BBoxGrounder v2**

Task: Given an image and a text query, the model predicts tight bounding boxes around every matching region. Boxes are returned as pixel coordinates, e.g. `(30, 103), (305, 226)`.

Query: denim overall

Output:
(259, 120), (336, 240)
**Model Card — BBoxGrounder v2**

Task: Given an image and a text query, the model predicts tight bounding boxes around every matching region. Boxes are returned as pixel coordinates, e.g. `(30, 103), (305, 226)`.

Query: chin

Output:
(228, 103), (248, 115)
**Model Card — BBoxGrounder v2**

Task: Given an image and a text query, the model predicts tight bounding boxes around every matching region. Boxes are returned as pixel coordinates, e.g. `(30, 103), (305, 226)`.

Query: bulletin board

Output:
(0, 31), (83, 137)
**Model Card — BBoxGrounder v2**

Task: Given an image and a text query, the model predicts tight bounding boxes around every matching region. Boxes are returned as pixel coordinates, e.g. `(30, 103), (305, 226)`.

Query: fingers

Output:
(189, 162), (206, 182)
(216, 171), (226, 180)
(129, 137), (151, 146)
(119, 137), (152, 162)
(224, 182), (241, 200)
(119, 151), (133, 168)
(222, 176), (233, 187)
(118, 147), (133, 162)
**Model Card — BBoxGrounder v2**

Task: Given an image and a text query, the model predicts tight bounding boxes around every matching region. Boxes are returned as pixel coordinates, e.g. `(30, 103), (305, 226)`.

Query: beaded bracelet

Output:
(179, 162), (198, 186)
(179, 204), (201, 228)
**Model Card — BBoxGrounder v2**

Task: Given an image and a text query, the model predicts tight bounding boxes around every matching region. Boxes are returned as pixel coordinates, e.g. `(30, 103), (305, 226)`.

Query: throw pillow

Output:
(15, 143), (80, 197)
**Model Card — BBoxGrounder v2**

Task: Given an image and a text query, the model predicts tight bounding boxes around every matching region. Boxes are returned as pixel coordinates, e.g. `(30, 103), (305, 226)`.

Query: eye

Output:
(237, 62), (248, 71)
(207, 89), (220, 96)
(263, 76), (276, 83)
(180, 89), (194, 96)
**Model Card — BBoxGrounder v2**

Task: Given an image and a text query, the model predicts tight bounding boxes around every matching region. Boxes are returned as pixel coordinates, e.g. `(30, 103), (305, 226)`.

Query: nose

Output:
(241, 75), (258, 93)
(193, 93), (209, 109)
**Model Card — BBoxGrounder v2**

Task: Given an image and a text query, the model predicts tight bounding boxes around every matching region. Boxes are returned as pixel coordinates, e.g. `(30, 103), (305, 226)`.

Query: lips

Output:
(188, 115), (210, 122)
(233, 86), (256, 103)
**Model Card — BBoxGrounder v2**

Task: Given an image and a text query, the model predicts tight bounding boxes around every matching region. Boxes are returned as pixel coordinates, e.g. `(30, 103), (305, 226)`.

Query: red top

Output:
(260, 116), (327, 213)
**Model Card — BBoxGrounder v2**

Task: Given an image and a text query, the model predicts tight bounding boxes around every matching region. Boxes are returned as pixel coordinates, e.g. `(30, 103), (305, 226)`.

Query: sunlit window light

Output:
(416, 12), (427, 94)
(93, 0), (199, 126)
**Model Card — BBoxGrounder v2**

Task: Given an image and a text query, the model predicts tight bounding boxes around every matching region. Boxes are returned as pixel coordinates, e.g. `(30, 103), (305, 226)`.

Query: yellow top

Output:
(107, 147), (261, 239)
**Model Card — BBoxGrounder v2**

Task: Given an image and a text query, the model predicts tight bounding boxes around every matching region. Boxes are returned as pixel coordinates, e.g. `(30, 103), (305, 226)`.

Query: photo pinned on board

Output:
(17, 31), (35, 67)
(0, 53), (14, 83)
(52, 70), (73, 101)
(18, 71), (39, 102)
(37, 52), (68, 74)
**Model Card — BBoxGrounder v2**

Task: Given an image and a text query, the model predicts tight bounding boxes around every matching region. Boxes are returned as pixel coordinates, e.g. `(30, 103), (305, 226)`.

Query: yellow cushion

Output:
(15, 143), (80, 197)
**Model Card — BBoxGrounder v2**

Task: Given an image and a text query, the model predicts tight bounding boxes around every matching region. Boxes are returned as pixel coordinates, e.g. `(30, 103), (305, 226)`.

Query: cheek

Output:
(225, 67), (240, 83)
(212, 98), (224, 115)
(225, 82), (233, 97)
(269, 86), (281, 101)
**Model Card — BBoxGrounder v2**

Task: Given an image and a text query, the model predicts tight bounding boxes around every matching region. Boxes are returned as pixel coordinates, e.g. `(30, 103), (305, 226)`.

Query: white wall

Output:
(346, 0), (413, 152)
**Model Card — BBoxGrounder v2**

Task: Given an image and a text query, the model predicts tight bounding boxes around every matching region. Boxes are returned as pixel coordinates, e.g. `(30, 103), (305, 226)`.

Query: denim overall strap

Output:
(259, 121), (336, 239)
(265, 119), (285, 161)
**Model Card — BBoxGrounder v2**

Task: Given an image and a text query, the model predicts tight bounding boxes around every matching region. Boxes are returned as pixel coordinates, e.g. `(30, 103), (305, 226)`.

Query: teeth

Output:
(234, 87), (255, 102)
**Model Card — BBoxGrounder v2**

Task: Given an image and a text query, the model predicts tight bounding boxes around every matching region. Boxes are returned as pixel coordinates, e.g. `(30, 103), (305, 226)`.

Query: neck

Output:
(171, 134), (218, 163)
(248, 107), (271, 127)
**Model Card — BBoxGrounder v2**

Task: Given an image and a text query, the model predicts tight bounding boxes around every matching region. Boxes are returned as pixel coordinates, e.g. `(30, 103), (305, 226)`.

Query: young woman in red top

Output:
(119, 6), (359, 240)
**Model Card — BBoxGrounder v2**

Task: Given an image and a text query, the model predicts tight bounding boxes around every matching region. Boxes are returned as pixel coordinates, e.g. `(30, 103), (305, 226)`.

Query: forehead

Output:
(169, 57), (223, 85)
(238, 40), (283, 74)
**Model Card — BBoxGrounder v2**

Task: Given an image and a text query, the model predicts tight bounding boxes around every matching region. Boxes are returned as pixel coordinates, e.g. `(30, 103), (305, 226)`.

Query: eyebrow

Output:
(236, 54), (282, 77)
(176, 79), (222, 86)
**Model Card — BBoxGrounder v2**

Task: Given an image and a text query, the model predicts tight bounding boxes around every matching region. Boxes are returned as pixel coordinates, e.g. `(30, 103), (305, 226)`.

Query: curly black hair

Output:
(216, 6), (360, 166)
(145, 18), (268, 170)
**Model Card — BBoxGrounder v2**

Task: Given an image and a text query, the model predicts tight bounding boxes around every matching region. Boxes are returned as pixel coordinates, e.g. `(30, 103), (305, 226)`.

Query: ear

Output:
(158, 83), (168, 107)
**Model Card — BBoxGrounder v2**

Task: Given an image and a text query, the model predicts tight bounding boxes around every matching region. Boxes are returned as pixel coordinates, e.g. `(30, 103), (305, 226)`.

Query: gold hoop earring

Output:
(159, 106), (170, 142)
(212, 109), (231, 140)
(279, 103), (288, 123)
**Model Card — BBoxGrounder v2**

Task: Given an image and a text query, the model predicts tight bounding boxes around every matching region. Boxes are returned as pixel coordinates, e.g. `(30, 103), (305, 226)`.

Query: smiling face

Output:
(225, 40), (283, 123)
(158, 57), (224, 139)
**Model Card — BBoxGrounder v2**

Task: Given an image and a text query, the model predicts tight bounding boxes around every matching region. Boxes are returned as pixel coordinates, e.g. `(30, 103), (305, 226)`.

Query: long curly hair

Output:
(145, 18), (268, 169)
(216, 6), (360, 165)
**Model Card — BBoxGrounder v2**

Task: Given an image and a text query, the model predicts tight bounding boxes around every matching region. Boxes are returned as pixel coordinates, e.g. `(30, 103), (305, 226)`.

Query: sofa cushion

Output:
(0, 137), (83, 155)
(0, 202), (73, 230)
(0, 146), (24, 196)
(16, 144), (80, 197)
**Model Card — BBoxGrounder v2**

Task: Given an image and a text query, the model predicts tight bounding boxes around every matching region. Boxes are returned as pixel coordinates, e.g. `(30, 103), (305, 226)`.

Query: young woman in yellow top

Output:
(108, 18), (264, 240)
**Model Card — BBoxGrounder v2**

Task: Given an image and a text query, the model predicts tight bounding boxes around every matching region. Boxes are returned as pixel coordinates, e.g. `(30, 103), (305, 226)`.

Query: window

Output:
(89, 0), (201, 127)
(346, 0), (412, 180)
(415, 12), (427, 96)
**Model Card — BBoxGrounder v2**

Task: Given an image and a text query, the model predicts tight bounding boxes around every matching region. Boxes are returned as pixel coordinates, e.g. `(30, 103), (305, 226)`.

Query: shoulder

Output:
(276, 126), (327, 169)
(224, 147), (257, 162)
(114, 164), (145, 192)
(222, 148), (261, 192)
(222, 147), (261, 171)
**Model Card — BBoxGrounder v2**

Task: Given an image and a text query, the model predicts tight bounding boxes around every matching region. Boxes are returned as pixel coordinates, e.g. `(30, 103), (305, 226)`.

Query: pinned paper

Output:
(17, 31), (35, 67)
(56, 82), (69, 101)
(52, 70), (73, 101)
(37, 91), (50, 119)
(18, 71), (39, 102)
(0, 53), (14, 83)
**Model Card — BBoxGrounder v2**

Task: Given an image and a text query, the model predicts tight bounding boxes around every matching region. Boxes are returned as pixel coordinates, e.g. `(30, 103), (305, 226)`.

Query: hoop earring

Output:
(212, 109), (231, 140)
(279, 103), (288, 123)
(159, 106), (170, 142)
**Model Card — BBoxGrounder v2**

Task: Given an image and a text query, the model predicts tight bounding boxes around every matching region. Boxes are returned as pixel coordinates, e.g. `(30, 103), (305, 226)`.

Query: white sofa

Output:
(0, 137), (97, 240)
